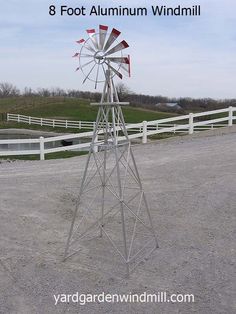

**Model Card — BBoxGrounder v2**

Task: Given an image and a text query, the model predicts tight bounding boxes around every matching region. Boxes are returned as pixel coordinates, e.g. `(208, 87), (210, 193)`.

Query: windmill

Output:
(64, 25), (158, 276)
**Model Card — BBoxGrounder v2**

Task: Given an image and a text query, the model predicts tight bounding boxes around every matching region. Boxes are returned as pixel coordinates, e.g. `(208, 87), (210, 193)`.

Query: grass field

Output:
(0, 96), (178, 123)
(0, 96), (179, 134)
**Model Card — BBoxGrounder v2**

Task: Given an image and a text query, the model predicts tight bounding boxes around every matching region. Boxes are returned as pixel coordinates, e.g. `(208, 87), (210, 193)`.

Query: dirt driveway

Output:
(0, 127), (235, 314)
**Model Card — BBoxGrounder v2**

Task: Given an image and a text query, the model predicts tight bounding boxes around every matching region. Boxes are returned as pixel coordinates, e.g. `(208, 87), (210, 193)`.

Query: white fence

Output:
(1, 106), (235, 160)
(7, 114), (97, 130)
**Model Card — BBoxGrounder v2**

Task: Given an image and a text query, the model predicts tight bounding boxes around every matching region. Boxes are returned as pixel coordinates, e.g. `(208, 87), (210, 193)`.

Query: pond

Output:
(0, 133), (88, 152)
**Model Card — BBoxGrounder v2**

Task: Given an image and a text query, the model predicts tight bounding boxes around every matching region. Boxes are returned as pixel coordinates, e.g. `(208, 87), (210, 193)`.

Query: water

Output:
(0, 133), (87, 152)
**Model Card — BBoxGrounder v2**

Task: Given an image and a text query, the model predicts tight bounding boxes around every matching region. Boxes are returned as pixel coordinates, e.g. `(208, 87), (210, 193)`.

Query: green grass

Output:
(0, 150), (88, 161)
(0, 121), (89, 133)
(0, 96), (178, 122)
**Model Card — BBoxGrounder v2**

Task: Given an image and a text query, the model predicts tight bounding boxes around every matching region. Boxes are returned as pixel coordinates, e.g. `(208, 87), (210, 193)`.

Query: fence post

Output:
(29, 116), (31, 125)
(189, 113), (194, 134)
(142, 120), (147, 144)
(66, 120), (68, 128)
(53, 119), (55, 128)
(17, 114), (20, 123)
(7, 113), (9, 121)
(39, 136), (45, 160)
(228, 106), (233, 126)
(40, 118), (43, 126)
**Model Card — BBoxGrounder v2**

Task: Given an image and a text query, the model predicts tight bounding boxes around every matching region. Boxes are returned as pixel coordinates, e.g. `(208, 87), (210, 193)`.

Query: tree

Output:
(37, 88), (50, 97)
(50, 87), (66, 97)
(0, 82), (20, 98)
(115, 82), (132, 101)
(23, 87), (33, 96)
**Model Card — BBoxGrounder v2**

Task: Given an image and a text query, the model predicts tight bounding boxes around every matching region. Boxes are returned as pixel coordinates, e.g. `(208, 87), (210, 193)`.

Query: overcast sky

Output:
(0, 0), (236, 98)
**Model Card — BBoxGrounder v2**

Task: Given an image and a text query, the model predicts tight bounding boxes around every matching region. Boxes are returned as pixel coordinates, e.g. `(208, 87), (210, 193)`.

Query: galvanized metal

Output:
(64, 26), (158, 276)
(75, 25), (130, 86)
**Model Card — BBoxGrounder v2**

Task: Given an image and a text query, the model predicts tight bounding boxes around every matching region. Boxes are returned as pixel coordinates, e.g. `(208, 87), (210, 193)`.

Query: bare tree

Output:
(37, 88), (50, 97)
(115, 82), (132, 101)
(0, 82), (20, 98)
(23, 87), (33, 96)
(50, 87), (66, 97)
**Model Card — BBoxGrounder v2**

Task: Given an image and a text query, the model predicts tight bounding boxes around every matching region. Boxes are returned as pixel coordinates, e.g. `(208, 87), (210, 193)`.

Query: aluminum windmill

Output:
(64, 25), (158, 277)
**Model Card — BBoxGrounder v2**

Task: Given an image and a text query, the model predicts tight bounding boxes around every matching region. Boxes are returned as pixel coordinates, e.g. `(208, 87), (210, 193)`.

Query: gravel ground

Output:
(0, 127), (236, 314)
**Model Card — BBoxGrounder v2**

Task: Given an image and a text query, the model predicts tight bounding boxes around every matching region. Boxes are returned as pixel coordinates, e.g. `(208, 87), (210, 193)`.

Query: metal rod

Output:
(111, 105), (129, 277)
(129, 148), (159, 248)
(64, 106), (103, 259)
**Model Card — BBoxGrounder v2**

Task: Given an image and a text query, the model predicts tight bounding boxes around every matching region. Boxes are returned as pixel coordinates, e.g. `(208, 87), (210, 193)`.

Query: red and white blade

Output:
(99, 25), (108, 50)
(76, 38), (96, 53)
(105, 57), (130, 64)
(104, 40), (129, 56)
(128, 55), (131, 77)
(107, 55), (131, 76)
(76, 39), (85, 44)
(105, 62), (123, 79)
(72, 53), (80, 57)
(103, 28), (121, 52)
(86, 29), (99, 50)
(73, 52), (94, 58)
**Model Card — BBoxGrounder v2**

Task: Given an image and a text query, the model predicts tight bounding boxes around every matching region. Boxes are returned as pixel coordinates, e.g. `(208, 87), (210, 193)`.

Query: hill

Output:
(0, 96), (178, 131)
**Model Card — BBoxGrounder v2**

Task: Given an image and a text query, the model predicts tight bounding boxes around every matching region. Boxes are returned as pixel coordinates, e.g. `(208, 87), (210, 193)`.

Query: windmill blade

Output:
(104, 40), (129, 56)
(105, 56), (130, 75)
(119, 63), (130, 75)
(99, 25), (108, 50)
(83, 42), (96, 53)
(127, 54), (131, 77)
(106, 56), (130, 76)
(103, 28), (121, 52)
(76, 39), (85, 44)
(75, 59), (94, 71)
(73, 52), (94, 58)
(72, 53), (80, 58)
(86, 29), (99, 49)
(105, 61), (123, 79)
(83, 63), (97, 84)
(81, 53), (95, 57)
(105, 57), (130, 64)
(76, 39), (96, 53)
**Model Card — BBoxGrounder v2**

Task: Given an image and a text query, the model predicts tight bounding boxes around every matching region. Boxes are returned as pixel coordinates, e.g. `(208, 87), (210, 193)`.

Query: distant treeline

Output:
(0, 82), (235, 113)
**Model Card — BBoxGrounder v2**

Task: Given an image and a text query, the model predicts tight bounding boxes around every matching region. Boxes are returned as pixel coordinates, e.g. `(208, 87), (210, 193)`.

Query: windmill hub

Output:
(94, 51), (105, 64)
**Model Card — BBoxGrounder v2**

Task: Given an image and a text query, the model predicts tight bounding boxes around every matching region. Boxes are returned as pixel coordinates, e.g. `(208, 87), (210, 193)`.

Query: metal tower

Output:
(64, 25), (158, 276)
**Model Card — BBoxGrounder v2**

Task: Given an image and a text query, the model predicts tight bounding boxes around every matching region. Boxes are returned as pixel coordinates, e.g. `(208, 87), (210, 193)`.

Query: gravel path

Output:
(0, 127), (235, 314)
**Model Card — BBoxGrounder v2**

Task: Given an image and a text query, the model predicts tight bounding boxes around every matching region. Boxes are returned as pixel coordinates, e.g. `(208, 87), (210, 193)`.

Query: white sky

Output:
(0, 0), (236, 98)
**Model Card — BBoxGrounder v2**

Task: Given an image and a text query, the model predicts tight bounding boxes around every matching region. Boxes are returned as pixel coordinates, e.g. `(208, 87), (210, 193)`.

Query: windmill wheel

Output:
(73, 25), (131, 89)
